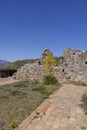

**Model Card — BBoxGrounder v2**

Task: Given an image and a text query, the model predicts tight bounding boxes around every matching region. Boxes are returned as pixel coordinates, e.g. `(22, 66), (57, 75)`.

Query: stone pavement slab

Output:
(15, 84), (87, 130)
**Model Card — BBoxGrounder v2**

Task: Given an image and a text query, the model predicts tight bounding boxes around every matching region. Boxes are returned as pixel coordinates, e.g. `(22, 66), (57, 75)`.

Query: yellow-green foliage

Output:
(44, 54), (57, 75)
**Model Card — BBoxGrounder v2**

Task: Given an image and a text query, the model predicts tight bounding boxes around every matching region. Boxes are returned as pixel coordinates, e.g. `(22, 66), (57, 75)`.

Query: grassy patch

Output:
(43, 75), (58, 85)
(69, 81), (87, 86)
(81, 126), (86, 129)
(10, 120), (19, 128)
(0, 80), (61, 130)
(82, 92), (87, 115)
(10, 90), (27, 97)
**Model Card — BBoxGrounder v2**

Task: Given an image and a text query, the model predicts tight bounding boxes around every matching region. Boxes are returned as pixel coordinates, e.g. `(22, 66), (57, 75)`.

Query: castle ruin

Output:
(14, 48), (87, 83)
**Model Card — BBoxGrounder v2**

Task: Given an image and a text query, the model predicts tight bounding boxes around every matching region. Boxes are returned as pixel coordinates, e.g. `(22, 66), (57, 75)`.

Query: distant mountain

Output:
(0, 60), (9, 67)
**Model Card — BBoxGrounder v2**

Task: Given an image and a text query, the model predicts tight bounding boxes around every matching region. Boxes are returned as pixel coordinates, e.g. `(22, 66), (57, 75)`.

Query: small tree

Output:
(44, 54), (57, 75)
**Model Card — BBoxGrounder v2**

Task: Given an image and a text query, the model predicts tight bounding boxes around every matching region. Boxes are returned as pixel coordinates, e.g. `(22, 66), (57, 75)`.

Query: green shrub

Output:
(43, 75), (58, 85)
(10, 121), (19, 128)
(82, 92), (87, 115)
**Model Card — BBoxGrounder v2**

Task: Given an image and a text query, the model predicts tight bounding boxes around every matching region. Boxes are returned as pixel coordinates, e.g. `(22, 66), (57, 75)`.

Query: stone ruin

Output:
(42, 48), (53, 58)
(13, 48), (52, 81)
(14, 48), (87, 83)
(59, 48), (87, 83)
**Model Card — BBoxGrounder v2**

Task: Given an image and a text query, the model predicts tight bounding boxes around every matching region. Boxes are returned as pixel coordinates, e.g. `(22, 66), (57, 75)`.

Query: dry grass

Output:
(0, 80), (61, 130)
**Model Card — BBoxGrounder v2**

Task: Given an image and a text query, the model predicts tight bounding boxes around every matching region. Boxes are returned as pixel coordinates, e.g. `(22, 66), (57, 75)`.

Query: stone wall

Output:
(57, 48), (87, 83)
(14, 48), (87, 83)
(13, 62), (45, 81)
(13, 48), (52, 81)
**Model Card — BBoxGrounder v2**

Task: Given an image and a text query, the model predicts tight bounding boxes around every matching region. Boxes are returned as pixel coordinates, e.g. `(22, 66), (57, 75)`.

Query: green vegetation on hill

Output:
(0, 59), (38, 70)
(0, 57), (62, 70)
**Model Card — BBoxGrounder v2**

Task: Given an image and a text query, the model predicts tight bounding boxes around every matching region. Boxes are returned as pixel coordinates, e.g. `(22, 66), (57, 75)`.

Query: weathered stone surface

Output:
(42, 48), (53, 58)
(14, 62), (45, 81)
(59, 48), (87, 83)
(14, 48), (87, 83)
(13, 48), (53, 81)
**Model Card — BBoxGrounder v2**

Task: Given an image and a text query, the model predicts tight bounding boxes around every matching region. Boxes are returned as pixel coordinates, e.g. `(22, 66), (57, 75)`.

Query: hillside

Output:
(0, 57), (62, 70)
(0, 59), (38, 70)
(0, 60), (9, 67)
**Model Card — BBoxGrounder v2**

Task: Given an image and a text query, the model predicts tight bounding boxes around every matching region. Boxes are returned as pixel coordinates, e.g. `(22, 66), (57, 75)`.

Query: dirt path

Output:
(15, 84), (87, 130)
(0, 77), (19, 85)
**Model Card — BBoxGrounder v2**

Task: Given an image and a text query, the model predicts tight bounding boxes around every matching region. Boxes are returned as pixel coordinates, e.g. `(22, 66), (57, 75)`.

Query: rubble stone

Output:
(14, 48), (87, 83)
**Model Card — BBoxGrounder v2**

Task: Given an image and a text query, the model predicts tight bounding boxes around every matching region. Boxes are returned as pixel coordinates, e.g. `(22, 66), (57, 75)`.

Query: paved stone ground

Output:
(15, 84), (87, 130)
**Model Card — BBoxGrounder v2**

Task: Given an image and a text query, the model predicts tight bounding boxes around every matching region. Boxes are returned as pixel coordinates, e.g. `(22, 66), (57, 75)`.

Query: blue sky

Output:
(0, 0), (87, 61)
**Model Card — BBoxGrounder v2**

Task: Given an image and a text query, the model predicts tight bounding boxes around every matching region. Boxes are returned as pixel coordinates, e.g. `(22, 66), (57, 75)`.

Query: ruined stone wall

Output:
(13, 62), (45, 81)
(57, 48), (87, 83)
(14, 48), (87, 83)
(13, 48), (52, 81)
